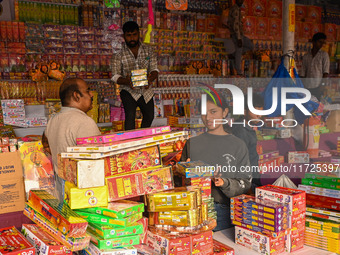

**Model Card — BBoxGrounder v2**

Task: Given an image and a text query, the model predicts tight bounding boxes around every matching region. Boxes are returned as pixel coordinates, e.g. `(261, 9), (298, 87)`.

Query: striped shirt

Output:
(111, 42), (159, 103)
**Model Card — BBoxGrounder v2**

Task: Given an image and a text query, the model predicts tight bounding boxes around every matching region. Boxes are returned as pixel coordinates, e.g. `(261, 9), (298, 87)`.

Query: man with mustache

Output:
(112, 21), (159, 130)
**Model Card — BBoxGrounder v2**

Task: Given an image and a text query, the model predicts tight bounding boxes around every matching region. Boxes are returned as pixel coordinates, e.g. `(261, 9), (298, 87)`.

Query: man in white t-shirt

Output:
(45, 78), (101, 201)
(300, 32), (330, 100)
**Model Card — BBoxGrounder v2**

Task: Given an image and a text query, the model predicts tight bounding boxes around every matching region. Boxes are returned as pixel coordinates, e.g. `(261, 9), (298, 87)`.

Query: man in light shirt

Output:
(45, 78), (101, 201)
(300, 32), (330, 100)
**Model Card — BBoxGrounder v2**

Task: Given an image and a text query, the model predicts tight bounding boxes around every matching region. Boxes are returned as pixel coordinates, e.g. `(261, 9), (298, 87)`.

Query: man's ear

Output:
(72, 91), (80, 102)
(223, 108), (229, 118)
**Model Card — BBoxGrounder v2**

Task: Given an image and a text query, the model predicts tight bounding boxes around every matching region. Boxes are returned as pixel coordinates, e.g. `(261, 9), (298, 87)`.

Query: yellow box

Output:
(64, 181), (108, 210)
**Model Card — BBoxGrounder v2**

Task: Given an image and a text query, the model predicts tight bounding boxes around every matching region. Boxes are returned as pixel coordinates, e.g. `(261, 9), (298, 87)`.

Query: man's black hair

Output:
(59, 78), (83, 106)
(245, 93), (264, 111)
(122, 21), (139, 34)
(312, 32), (327, 42)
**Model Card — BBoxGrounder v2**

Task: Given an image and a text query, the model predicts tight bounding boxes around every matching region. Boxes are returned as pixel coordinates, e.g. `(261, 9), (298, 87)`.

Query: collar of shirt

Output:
(60, 106), (87, 115)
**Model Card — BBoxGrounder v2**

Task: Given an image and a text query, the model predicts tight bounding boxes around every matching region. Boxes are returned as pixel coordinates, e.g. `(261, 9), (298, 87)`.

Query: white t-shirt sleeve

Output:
(300, 55), (307, 77)
(322, 52), (330, 74)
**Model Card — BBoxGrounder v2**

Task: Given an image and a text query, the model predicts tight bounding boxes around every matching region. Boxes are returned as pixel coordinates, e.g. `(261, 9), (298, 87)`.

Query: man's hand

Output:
(213, 178), (224, 187)
(237, 39), (243, 48)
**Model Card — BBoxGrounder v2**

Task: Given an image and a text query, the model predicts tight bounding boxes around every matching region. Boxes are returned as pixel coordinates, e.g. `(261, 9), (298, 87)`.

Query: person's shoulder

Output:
(320, 50), (330, 58)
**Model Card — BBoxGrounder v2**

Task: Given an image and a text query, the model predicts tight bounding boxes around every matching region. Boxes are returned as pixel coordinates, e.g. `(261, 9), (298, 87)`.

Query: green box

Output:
(302, 179), (340, 190)
(88, 231), (140, 249)
(78, 200), (144, 219)
(304, 173), (340, 183)
(76, 211), (142, 227)
(87, 222), (144, 239)
(306, 216), (340, 234)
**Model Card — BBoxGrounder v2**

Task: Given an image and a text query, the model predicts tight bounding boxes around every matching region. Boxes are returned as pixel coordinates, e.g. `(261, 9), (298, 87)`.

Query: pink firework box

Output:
(255, 185), (306, 229)
(21, 224), (68, 255)
(235, 226), (286, 255)
(106, 166), (174, 202)
(266, 0), (282, 18)
(76, 126), (171, 145)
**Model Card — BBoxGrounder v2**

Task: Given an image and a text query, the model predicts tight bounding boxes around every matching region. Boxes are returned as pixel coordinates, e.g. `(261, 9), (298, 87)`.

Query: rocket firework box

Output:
(0, 226), (35, 255)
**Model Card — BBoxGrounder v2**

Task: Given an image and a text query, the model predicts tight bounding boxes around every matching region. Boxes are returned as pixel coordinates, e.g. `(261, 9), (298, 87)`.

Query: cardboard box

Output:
(21, 224), (67, 255)
(0, 226), (35, 255)
(87, 222), (144, 239)
(104, 145), (161, 177)
(58, 157), (105, 189)
(176, 161), (214, 178)
(288, 151), (309, 163)
(235, 226), (286, 255)
(0, 152), (25, 214)
(28, 190), (88, 237)
(76, 200), (144, 219)
(76, 126), (171, 145)
(64, 182), (108, 210)
(106, 166), (174, 202)
(300, 22), (313, 40)
(191, 231), (214, 254)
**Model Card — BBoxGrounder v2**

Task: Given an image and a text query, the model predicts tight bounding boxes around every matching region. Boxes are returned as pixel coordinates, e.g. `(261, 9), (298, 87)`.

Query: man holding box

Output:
(44, 78), (101, 201)
(112, 21), (159, 130)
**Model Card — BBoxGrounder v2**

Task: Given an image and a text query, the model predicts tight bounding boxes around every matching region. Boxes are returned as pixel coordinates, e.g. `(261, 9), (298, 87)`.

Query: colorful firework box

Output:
(212, 240), (234, 255)
(149, 208), (202, 227)
(176, 161), (213, 178)
(64, 182), (108, 210)
(298, 184), (340, 198)
(57, 157), (105, 189)
(306, 207), (340, 218)
(133, 244), (159, 255)
(88, 231), (140, 250)
(24, 203), (91, 251)
(104, 145), (161, 177)
(256, 185), (306, 229)
(75, 211), (142, 227)
(304, 232), (340, 253)
(76, 126), (171, 145)
(234, 226), (286, 255)
(87, 222), (144, 239)
(28, 190), (88, 236)
(0, 226), (35, 255)
(82, 242), (137, 255)
(305, 226), (340, 239)
(18, 141), (54, 195)
(146, 189), (198, 212)
(183, 177), (211, 199)
(106, 166), (174, 202)
(231, 220), (289, 238)
(306, 193), (340, 204)
(302, 179), (340, 190)
(76, 200), (144, 219)
(306, 197), (340, 211)
(258, 151), (279, 160)
(305, 173), (340, 183)
(21, 224), (68, 255)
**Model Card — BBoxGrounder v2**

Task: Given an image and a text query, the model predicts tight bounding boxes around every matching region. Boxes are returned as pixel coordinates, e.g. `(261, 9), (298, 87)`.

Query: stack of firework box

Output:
(177, 160), (216, 220)
(1, 99), (26, 127)
(75, 200), (147, 253)
(145, 186), (234, 255)
(298, 172), (340, 254)
(23, 190), (91, 251)
(0, 226), (36, 255)
(231, 185), (306, 254)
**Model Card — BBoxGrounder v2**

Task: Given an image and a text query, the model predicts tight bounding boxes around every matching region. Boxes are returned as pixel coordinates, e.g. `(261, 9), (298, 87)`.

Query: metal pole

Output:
(282, 0), (295, 70)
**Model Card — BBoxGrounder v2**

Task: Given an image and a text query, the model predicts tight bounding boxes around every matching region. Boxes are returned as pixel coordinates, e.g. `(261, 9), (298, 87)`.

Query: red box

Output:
(191, 231), (214, 255)
(196, 19), (206, 32)
(241, 0), (251, 16)
(311, 23), (323, 36)
(296, 5), (307, 21)
(268, 18), (282, 40)
(0, 226), (35, 255)
(324, 23), (337, 42)
(185, 178), (211, 199)
(213, 240), (234, 255)
(206, 16), (218, 33)
(306, 193), (340, 204)
(306, 6), (322, 23)
(267, 0), (282, 18)
(256, 185), (306, 230)
(243, 16), (256, 38)
(255, 17), (269, 40)
(300, 22), (313, 40)
(306, 198), (340, 211)
(250, 0), (267, 17)
(106, 166), (174, 202)
(289, 228), (304, 252)
(137, 217), (148, 244)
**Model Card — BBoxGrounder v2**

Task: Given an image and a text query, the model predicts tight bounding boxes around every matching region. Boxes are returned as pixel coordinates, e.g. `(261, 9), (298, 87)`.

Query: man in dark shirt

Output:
(232, 94), (264, 192)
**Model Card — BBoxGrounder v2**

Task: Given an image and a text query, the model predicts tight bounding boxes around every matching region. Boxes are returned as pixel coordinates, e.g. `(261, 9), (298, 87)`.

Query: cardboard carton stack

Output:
(298, 173), (340, 254)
